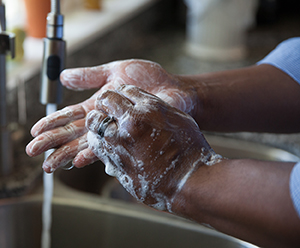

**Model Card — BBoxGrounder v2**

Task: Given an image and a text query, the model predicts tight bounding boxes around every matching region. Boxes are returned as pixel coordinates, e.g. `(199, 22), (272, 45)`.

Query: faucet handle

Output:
(0, 31), (15, 58)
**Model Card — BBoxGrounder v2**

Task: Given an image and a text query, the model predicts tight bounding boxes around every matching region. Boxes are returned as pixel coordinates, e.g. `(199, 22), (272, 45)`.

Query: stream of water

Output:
(41, 103), (57, 248)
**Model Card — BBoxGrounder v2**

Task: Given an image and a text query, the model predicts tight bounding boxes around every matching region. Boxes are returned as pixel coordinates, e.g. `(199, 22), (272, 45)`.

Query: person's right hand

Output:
(26, 59), (199, 172)
(85, 85), (221, 211)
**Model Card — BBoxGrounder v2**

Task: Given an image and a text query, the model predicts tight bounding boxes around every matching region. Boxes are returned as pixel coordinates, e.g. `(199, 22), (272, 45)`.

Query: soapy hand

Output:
(85, 85), (221, 211)
(26, 59), (198, 171)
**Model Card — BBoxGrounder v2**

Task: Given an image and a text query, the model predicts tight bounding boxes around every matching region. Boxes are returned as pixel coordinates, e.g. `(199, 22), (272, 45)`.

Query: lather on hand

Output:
(85, 85), (221, 211)
(26, 59), (199, 171)
(25, 54), (300, 247)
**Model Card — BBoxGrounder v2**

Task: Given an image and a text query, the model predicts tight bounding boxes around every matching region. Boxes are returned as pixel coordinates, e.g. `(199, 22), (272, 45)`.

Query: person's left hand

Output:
(26, 59), (199, 171)
(83, 85), (220, 211)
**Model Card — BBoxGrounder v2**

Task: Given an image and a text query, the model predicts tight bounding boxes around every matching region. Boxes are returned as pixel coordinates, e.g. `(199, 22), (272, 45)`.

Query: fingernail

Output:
(26, 142), (37, 156)
(32, 129), (41, 138)
(28, 140), (44, 156)
(42, 161), (54, 173)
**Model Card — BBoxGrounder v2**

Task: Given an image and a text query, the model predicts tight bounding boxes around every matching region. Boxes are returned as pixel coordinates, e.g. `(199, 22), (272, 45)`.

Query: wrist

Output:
(176, 73), (223, 130)
(174, 74), (204, 118)
(168, 148), (224, 216)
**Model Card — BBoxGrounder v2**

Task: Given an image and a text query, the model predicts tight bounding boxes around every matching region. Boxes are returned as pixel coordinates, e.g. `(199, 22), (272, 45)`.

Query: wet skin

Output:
(25, 59), (300, 247)
(26, 60), (199, 171)
(85, 85), (221, 210)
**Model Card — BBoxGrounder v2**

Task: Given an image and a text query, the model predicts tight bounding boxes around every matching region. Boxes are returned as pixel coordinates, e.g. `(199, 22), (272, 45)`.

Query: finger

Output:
(31, 105), (86, 137)
(86, 130), (112, 168)
(26, 119), (86, 157)
(85, 110), (108, 134)
(117, 85), (158, 105)
(73, 148), (99, 168)
(60, 61), (123, 91)
(86, 109), (118, 141)
(42, 134), (89, 173)
(60, 67), (105, 91)
(156, 88), (193, 113)
(95, 90), (133, 118)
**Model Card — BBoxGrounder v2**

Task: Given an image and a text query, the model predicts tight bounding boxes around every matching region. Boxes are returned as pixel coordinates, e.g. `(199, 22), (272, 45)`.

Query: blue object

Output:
(257, 37), (300, 84)
(290, 162), (300, 218)
(258, 37), (300, 217)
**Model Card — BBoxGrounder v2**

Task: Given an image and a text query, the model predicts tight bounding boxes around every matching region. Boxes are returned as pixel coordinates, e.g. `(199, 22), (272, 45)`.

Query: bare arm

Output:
(82, 86), (300, 248)
(172, 159), (300, 248)
(181, 64), (300, 133)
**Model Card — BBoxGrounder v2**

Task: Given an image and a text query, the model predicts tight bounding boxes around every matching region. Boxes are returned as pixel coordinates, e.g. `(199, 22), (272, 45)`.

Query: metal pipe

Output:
(0, 1), (14, 177)
(51, 0), (60, 14)
(0, 2), (8, 129)
(0, 54), (6, 128)
(40, 0), (66, 105)
(0, 1), (5, 33)
(41, 2), (65, 247)
(0, 54), (12, 176)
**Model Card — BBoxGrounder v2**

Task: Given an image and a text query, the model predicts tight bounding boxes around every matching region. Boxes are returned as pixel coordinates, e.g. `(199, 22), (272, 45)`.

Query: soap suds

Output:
(31, 105), (86, 138)
(86, 85), (222, 212)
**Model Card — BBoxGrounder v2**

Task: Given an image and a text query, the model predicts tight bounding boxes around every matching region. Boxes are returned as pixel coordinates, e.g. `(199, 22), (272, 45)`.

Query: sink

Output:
(205, 135), (299, 162)
(0, 197), (257, 248)
(3, 135), (274, 248)
(57, 134), (299, 201)
(3, 134), (295, 248)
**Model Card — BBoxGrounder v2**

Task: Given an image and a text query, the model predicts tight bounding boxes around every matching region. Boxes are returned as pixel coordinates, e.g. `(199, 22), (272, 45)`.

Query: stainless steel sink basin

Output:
(205, 135), (299, 162)
(57, 134), (299, 200)
(3, 133), (295, 248)
(0, 197), (256, 248)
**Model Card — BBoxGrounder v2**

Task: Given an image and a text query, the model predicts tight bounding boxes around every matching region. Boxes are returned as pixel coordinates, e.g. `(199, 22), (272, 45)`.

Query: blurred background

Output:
(1, 0), (300, 199)
(1, 0), (300, 196)
(0, 1), (300, 247)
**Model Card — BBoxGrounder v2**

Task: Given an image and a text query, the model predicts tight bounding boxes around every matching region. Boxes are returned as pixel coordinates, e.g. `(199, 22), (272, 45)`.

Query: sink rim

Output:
(205, 134), (300, 162)
(0, 195), (258, 248)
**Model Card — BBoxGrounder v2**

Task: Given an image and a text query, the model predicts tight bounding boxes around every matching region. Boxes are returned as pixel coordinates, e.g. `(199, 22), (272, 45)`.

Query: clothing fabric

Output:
(257, 37), (300, 84)
(290, 162), (300, 218)
(257, 37), (300, 218)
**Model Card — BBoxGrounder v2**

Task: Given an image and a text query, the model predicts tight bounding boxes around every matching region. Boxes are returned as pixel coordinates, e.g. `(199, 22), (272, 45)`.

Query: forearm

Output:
(172, 159), (300, 248)
(180, 64), (300, 133)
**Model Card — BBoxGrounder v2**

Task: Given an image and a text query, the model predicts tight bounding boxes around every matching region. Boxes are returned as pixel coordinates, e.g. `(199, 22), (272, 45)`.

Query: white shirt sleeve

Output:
(258, 37), (300, 217)
(290, 162), (300, 218)
(257, 37), (300, 85)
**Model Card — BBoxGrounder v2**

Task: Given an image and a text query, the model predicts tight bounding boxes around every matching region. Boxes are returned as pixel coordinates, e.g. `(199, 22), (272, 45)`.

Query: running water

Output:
(41, 103), (57, 248)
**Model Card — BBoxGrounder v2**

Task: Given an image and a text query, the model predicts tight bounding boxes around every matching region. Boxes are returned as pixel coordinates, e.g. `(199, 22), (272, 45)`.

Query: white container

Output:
(184, 0), (258, 61)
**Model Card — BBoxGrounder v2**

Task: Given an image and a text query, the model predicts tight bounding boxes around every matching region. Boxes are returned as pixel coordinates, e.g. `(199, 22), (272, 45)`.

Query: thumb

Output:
(60, 64), (110, 91)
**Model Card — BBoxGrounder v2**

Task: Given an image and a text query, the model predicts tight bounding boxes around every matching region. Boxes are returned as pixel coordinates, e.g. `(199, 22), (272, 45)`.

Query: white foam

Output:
(86, 90), (223, 213)
(125, 62), (155, 88)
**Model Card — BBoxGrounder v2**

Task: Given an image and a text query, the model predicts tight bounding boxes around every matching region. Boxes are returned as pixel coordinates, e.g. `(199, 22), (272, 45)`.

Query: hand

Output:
(26, 59), (198, 171)
(85, 85), (221, 211)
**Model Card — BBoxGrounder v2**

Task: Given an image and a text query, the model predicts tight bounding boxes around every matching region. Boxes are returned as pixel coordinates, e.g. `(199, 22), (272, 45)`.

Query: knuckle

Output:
(97, 89), (114, 101)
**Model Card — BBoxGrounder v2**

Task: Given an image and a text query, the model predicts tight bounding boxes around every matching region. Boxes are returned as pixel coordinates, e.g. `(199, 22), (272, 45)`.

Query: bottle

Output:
(84, 0), (102, 10)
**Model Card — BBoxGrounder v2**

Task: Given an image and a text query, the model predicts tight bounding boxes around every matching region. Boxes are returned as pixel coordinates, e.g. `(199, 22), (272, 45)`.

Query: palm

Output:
(26, 60), (196, 172)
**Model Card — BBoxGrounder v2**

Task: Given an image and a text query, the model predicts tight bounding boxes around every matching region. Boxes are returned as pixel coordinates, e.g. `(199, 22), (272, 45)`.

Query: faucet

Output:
(40, 0), (66, 105)
(0, 0), (15, 177)
(0, 0), (65, 197)
(40, 2), (66, 247)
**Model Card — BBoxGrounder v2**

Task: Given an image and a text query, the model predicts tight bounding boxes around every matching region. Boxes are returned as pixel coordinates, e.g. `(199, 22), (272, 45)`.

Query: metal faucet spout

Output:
(0, 1), (15, 177)
(40, 0), (66, 105)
